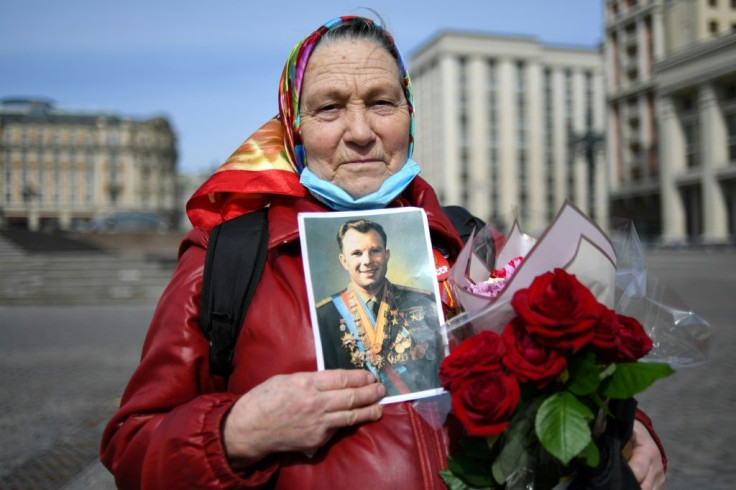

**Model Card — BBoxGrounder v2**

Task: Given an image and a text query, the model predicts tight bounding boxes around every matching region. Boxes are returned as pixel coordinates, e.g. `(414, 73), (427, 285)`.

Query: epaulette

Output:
(392, 283), (434, 297)
(315, 294), (339, 308)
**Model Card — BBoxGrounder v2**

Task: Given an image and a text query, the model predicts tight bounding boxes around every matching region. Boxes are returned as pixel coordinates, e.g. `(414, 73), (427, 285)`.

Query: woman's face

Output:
(299, 40), (411, 199)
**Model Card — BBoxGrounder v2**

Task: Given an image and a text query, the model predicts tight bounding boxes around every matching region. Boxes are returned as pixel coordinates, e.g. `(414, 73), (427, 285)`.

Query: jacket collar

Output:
(266, 177), (464, 257)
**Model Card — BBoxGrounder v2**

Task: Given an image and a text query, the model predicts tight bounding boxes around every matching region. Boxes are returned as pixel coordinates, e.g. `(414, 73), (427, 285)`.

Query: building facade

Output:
(656, 35), (736, 244)
(605, 0), (736, 244)
(0, 98), (178, 231)
(410, 32), (606, 235)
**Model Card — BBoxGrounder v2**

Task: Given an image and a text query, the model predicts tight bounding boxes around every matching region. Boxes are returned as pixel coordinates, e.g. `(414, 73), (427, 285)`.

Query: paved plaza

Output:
(0, 249), (734, 488)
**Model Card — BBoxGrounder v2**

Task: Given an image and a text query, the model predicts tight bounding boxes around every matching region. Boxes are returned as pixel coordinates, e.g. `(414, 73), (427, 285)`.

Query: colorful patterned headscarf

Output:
(187, 16), (415, 229)
(279, 15), (416, 174)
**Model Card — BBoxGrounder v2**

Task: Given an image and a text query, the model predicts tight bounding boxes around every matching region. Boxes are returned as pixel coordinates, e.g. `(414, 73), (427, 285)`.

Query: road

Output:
(0, 249), (733, 488)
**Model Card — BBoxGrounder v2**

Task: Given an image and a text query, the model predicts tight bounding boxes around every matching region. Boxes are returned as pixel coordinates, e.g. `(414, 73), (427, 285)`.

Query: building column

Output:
(592, 69), (608, 231)
(440, 55), (461, 205)
(652, 4), (665, 61)
(636, 18), (649, 81)
(497, 57), (516, 222)
(526, 61), (544, 233)
(699, 83), (729, 244)
(572, 70), (588, 213)
(658, 95), (686, 244)
(552, 68), (567, 209)
(468, 57), (490, 221)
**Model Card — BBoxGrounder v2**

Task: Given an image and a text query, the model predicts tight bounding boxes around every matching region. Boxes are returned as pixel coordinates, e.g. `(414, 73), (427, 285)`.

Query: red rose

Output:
(592, 306), (621, 355)
(502, 319), (567, 387)
(511, 269), (600, 352)
(440, 331), (505, 391)
(449, 370), (521, 437)
(614, 313), (653, 362)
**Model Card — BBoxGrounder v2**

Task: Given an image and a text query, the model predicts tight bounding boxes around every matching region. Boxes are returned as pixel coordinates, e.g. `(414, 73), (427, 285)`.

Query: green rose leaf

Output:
(439, 469), (492, 490)
(602, 362), (674, 399)
(567, 351), (600, 396)
(535, 392), (594, 465)
(447, 453), (493, 488)
(578, 438), (601, 467)
(491, 414), (533, 484)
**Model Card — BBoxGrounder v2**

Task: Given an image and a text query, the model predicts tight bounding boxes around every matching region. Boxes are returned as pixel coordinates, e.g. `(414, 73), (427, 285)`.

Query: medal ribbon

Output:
(343, 284), (389, 356)
(331, 294), (377, 378)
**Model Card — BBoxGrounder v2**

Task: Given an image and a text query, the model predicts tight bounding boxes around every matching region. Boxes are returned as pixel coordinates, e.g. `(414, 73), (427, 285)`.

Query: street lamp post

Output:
(568, 130), (604, 222)
(21, 184), (38, 230)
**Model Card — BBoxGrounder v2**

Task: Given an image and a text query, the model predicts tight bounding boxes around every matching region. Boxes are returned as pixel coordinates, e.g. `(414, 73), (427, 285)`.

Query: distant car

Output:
(88, 212), (170, 233)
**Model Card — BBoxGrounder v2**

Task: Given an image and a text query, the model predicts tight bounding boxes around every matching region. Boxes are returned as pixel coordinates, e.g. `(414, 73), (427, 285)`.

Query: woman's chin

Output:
(337, 177), (386, 199)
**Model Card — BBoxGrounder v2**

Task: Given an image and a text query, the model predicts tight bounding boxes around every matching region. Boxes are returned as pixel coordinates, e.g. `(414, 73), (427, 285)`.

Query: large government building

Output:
(410, 32), (606, 235)
(0, 98), (178, 231)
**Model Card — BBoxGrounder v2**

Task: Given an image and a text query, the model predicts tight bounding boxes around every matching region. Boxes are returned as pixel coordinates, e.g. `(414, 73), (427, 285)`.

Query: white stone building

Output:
(605, 0), (736, 244)
(410, 31), (606, 235)
(0, 98), (178, 231)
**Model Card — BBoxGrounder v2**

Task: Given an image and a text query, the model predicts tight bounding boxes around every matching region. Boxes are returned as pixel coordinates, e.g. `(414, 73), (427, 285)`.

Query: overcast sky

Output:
(0, 1), (604, 175)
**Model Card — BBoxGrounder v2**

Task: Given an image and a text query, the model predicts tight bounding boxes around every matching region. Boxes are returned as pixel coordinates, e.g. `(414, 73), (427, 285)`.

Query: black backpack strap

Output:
(441, 205), (486, 244)
(199, 208), (269, 378)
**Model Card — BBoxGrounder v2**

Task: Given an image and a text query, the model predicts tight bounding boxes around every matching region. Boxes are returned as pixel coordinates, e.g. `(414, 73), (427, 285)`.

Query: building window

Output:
(3, 151), (11, 204)
(516, 61), (526, 92)
(544, 68), (555, 220)
(709, 0), (717, 7)
(727, 113), (736, 163)
(53, 151), (61, 203)
(460, 148), (469, 207)
(36, 153), (44, 203)
(709, 20), (719, 34)
(487, 59), (496, 89)
(86, 152), (95, 203)
(683, 123), (700, 168)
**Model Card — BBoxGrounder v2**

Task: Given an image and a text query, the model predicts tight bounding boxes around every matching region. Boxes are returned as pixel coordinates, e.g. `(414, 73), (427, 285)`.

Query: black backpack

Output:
(198, 206), (484, 379)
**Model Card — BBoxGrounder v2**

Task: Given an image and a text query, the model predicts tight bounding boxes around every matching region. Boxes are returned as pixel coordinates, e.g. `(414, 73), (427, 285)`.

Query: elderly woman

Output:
(101, 16), (666, 489)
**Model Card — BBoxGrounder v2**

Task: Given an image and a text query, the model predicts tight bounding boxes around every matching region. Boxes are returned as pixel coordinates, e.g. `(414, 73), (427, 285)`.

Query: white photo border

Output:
(298, 207), (447, 404)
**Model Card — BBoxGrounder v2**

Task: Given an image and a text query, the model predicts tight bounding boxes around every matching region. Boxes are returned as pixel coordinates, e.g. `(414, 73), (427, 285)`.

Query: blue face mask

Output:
(299, 159), (421, 211)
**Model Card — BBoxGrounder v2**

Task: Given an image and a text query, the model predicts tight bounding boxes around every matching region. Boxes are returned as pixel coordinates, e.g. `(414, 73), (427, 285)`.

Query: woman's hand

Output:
(223, 369), (385, 468)
(628, 419), (665, 490)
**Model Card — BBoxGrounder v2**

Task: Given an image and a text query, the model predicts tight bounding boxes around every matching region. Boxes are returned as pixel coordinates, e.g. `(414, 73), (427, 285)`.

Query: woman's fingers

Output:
(628, 420), (665, 490)
(318, 372), (386, 413)
(324, 403), (384, 428)
(223, 370), (386, 465)
(312, 368), (379, 391)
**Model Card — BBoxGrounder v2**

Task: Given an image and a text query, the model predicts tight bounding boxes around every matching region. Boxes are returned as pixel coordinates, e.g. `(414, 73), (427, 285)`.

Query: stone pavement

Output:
(0, 250), (734, 488)
(0, 306), (152, 489)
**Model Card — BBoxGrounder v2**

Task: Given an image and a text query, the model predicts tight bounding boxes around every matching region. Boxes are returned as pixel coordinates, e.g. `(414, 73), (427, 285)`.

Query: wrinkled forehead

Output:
(301, 40), (405, 97)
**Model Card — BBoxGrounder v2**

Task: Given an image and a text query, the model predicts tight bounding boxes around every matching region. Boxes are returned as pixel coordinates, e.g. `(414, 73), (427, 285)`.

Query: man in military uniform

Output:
(316, 218), (442, 397)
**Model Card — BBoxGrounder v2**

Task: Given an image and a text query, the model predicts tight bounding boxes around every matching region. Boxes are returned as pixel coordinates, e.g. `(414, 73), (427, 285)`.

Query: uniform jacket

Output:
(318, 280), (442, 396)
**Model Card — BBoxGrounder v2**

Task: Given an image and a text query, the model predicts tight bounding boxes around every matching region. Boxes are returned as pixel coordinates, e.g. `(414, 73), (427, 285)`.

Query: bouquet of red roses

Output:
(436, 202), (709, 489)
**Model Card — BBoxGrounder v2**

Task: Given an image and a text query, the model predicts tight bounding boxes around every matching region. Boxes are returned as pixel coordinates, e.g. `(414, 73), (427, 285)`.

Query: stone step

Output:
(0, 255), (176, 305)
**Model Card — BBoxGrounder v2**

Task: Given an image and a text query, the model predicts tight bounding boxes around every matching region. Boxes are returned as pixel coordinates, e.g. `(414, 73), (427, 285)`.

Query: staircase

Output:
(0, 232), (177, 305)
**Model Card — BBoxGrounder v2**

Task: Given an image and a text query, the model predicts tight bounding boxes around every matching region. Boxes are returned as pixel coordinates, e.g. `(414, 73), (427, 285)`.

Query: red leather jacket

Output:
(101, 179), (467, 489)
(101, 178), (665, 488)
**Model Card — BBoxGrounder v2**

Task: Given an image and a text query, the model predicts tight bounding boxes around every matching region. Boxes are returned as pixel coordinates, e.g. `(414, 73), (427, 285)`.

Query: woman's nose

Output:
(344, 107), (374, 146)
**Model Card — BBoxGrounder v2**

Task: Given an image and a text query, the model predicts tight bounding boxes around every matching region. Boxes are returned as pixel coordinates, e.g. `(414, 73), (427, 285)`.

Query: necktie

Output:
(368, 299), (380, 319)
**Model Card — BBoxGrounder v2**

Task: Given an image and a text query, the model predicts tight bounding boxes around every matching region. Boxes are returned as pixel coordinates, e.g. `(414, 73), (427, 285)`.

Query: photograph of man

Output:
(315, 218), (443, 398)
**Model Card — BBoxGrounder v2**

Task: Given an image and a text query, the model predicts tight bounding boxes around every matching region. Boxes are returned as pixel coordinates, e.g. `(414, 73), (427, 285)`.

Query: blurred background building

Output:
(0, 98), (178, 232)
(2, 1), (735, 246)
(410, 0), (736, 246)
(410, 32), (606, 235)
(605, 0), (736, 244)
